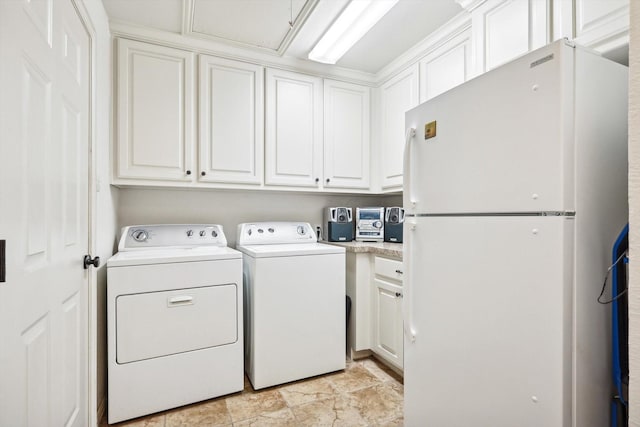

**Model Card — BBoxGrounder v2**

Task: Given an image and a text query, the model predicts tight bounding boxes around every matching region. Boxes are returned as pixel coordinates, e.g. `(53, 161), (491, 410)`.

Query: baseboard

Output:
(97, 397), (106, 426)
(349, 348), (372, 361)
(371, 353), (404, 378)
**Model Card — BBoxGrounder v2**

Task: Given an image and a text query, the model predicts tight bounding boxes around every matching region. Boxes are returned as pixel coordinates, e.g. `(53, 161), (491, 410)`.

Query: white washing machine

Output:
(107, 224), (243, 424)
(236, 222), (346, 389)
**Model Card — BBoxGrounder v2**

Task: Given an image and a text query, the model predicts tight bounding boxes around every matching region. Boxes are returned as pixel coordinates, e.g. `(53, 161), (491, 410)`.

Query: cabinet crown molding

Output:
(455, 0), (488, 12)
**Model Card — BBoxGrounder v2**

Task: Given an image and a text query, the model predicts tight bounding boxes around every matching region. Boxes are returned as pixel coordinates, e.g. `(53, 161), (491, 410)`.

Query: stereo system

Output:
(384, 207), (405, 243)
(323, 206), (404, 243)
(324, 207), (354, 242)
(356, 207), (385, 242)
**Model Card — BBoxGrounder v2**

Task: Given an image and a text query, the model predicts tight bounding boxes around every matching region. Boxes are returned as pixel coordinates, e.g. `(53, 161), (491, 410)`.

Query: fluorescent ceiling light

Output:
(308, 0), (399, 64)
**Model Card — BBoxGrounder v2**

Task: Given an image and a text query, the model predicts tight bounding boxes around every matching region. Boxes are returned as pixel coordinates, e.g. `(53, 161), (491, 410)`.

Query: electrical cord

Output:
(597, 251), (628, 304)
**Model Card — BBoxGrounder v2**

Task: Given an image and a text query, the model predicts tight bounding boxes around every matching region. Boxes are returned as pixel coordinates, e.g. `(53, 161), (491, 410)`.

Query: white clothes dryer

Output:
(107, 224), (243, 424)
(236, 222), (346, 390)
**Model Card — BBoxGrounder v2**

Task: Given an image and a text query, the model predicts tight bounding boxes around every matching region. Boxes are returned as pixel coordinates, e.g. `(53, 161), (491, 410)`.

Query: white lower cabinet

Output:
(345, 251), (404, 371)
(346, 252), (372, 356)
(371, 256), (404, 369)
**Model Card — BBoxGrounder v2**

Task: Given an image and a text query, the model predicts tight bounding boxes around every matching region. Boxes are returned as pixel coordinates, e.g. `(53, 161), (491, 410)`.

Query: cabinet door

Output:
(265, 68), (323, 187)
(372, 278), (403, 369)
(323, 80), (370, 190)
(380, 65), (418, 190)
(419, 29), (472, 103)
(116, 39), (194, 181)
(199, 55), (264, 184)
(574, 0), (628, 52)
(472, 0), (549, 72)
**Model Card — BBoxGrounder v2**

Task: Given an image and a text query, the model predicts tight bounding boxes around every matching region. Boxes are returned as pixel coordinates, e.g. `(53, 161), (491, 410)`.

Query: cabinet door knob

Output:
(315, 177), (319, 183)
(201, 171), (206, 176)
(395, 292), (403, 298)
(326, 178), (330, 183)
(395, 269), (403, 274)
(186, 170), (191, 175)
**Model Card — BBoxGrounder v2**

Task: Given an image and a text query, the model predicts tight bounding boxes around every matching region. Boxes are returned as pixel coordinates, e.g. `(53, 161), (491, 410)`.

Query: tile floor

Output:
(103, 357), (403, 427)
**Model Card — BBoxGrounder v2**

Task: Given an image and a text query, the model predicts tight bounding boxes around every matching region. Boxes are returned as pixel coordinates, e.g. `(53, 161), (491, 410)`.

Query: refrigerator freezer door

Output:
(404, 216), (574, 427)
(404, 41), (574, 214)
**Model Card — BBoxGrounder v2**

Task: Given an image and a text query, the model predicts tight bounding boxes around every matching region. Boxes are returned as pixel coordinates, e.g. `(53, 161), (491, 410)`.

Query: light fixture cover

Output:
(308, 0), (399, 64)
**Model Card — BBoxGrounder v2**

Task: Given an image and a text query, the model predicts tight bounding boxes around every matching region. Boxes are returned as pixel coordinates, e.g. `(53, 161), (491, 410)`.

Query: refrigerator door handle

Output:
(403, 127), (416, 213)
(404, 220), (417, 342)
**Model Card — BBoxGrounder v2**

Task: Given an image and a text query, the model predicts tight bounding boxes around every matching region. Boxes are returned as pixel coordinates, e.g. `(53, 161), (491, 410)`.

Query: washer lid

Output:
(236, 242), (345, 258)
(107, 246), (241, 267)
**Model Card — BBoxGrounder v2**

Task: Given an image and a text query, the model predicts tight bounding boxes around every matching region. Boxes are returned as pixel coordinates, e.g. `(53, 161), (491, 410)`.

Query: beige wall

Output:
(117, 188), (401, 247)
(629, 0), (639, 424)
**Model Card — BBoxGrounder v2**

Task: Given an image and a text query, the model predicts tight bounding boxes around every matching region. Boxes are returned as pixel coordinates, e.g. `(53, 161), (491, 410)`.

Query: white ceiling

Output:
(101, 0), (463, 74)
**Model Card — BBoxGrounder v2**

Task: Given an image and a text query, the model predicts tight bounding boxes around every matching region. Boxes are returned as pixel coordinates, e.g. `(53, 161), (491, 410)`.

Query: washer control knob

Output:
(258, 228), (264, 234)
(297, 225), (306, 235)
(268, 228), (275, 233)
(212, 230), (218, 238)
(132, 229), (148, 242)
(373, 221), (382, 229)
(199, 230), (206, 237)
(186, 230), (194, 237)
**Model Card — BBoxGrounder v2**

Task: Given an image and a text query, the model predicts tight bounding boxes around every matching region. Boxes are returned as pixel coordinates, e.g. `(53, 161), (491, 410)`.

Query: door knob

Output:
(83, 255), (100, 269)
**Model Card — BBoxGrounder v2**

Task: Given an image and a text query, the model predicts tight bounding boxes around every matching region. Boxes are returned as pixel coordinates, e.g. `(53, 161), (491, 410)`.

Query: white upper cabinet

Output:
(323, 80), (371, 190)
(574, 0), (629, 51)
(380, 65), (419, 190)
(116, 39), (195, 181)
(472, 0), (549, 72)
(265, 68), (323, 187)
(419, 28), (472, 103)
(199, 55), (264, 184)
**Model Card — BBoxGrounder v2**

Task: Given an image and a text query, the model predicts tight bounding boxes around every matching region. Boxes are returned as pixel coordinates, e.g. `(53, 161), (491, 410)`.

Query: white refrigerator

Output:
(403, 40), (627, 427)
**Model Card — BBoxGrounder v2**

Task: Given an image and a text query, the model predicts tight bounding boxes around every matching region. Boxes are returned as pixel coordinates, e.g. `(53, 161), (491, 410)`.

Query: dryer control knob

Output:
(199, 230), (207, 237)
(212, 230), (218, 238)
(132, 229), (148, 242)
(297, 226), (306, 235)
(186, 230), (194, 237)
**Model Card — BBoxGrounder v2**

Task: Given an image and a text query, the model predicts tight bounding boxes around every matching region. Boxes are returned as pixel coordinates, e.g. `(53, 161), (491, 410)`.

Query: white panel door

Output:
(419, 29), (472, 103)
(116, 39), (195, 182)
(380, 65), (418, 189)
(472, 0), (550, 71)
(403, 216), (573, 427)
(323, 79), (370, 190)
(265, 68), (323, 187)
(0, 0), (91, 425)
(372, 278), (403, 369)
(199, 55), (264, 184)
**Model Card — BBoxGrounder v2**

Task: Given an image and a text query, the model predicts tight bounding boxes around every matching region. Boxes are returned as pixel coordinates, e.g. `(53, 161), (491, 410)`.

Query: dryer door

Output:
(116, 283), (238, 364)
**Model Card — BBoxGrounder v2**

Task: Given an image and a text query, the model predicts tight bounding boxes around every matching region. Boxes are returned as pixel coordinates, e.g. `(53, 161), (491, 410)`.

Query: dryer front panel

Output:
(116, 283), (238, 364)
